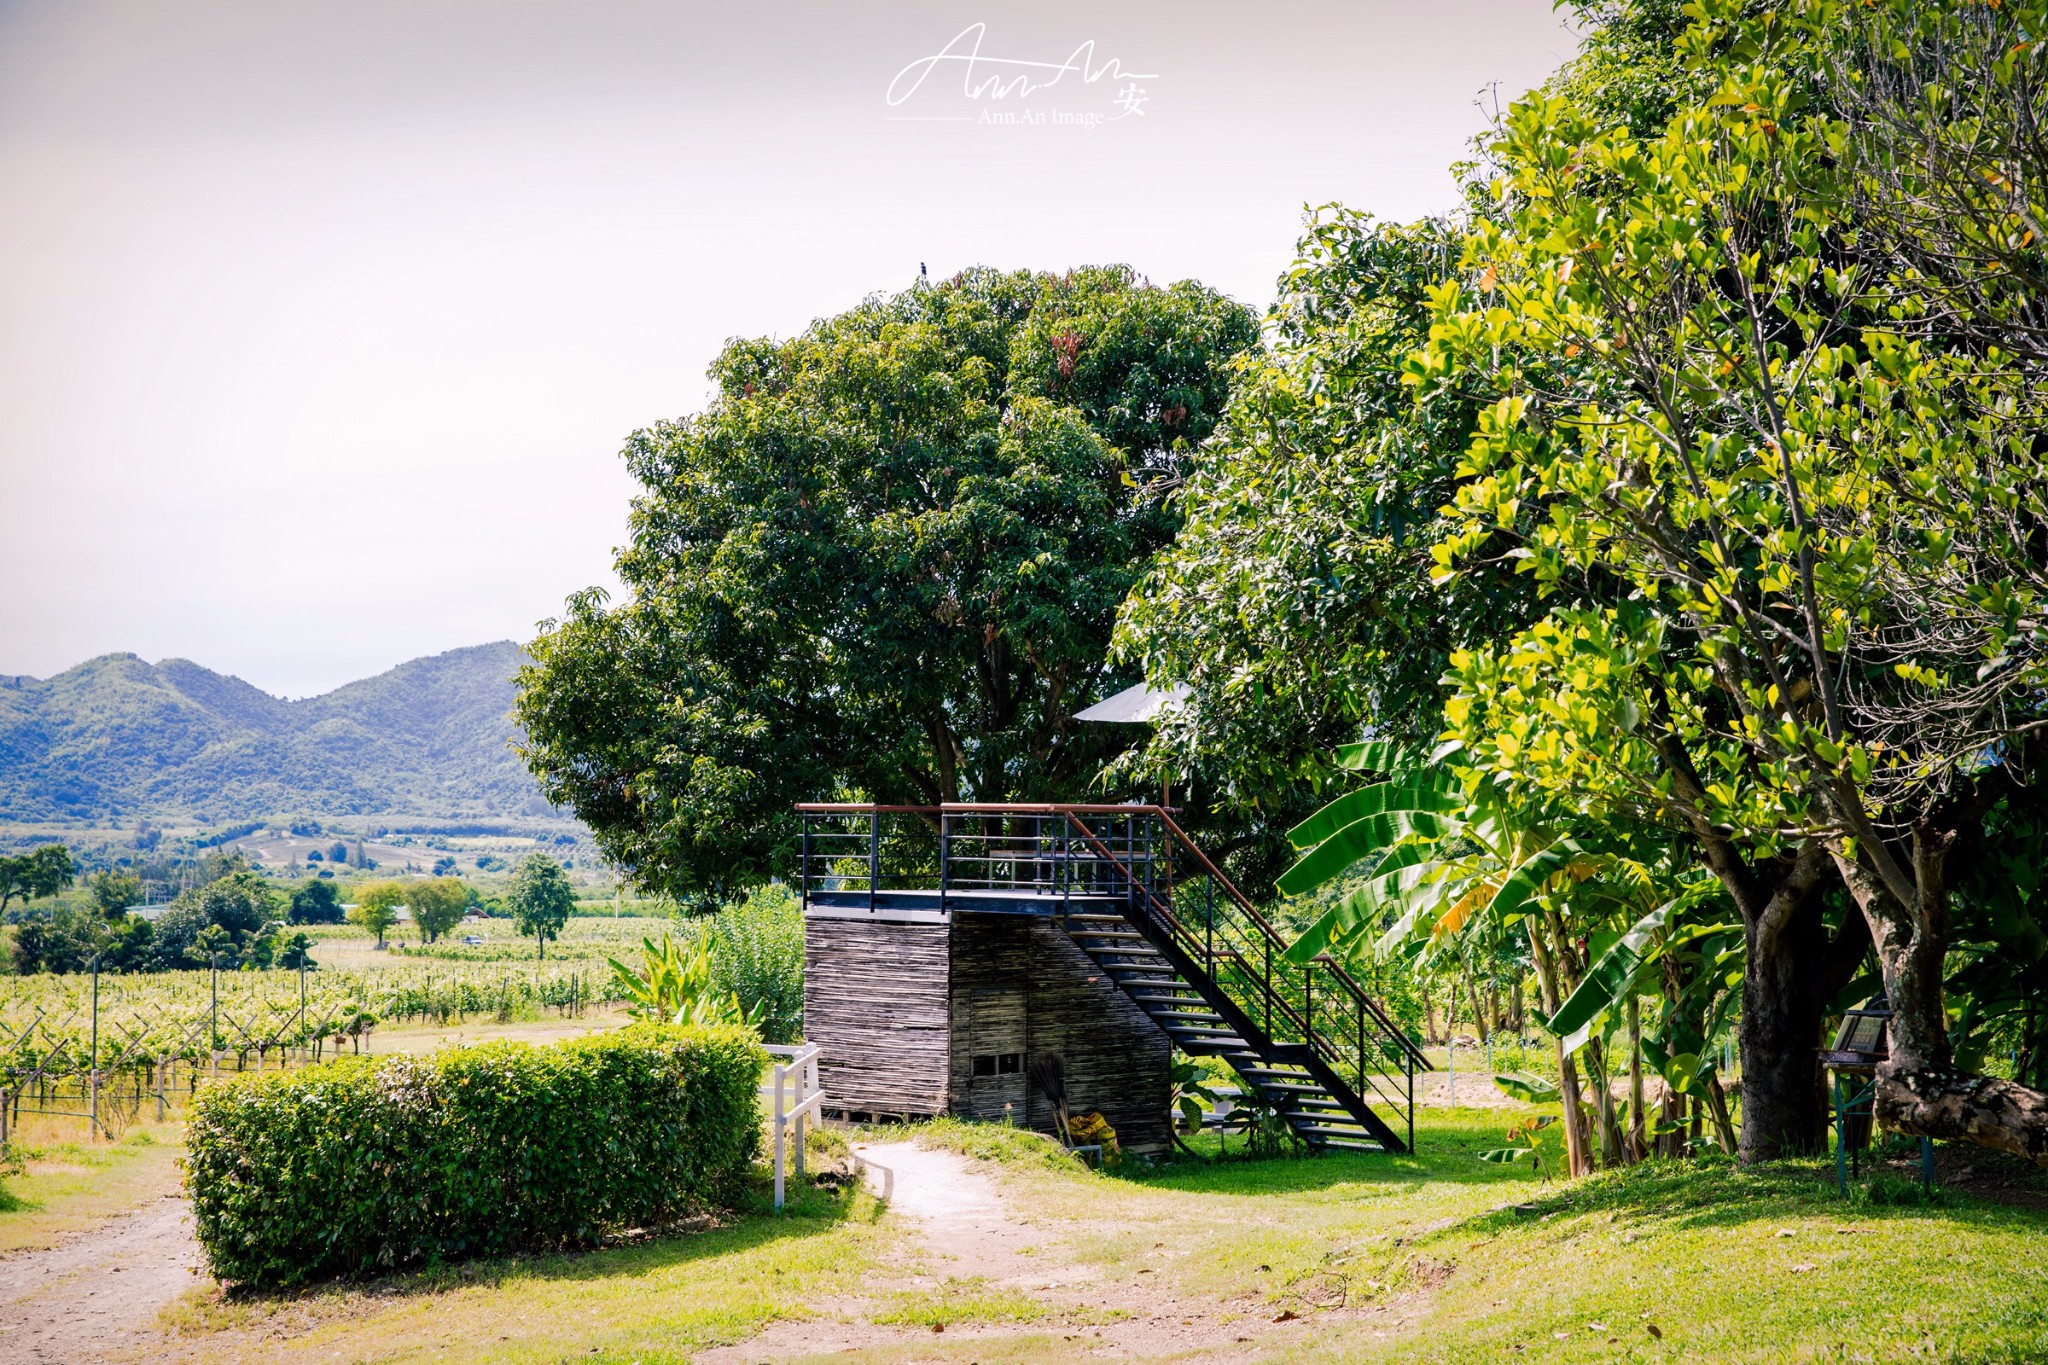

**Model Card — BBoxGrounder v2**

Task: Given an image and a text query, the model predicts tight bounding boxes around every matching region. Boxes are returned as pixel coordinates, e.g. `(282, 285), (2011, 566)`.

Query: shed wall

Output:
(950, 914), (1173, 1152)
(803, 915), (950, 1116)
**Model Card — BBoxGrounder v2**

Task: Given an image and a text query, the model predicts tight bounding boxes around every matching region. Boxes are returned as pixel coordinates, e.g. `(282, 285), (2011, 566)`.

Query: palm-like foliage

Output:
(607, 936), (761, 1033)
(1278, 740), (1742, 1170)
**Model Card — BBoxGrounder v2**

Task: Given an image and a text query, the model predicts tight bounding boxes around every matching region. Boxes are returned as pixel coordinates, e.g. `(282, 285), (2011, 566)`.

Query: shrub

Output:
(706, 884), (804, 1043)
(185, 1024), (765, 1287)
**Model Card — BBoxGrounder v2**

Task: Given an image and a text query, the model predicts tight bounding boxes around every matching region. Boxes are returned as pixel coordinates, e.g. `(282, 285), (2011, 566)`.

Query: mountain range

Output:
(0, 642), (557, 826)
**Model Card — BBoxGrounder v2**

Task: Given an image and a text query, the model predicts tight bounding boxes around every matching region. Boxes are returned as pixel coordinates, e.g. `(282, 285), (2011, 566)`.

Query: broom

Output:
(1029, 1050), (1072, 1143)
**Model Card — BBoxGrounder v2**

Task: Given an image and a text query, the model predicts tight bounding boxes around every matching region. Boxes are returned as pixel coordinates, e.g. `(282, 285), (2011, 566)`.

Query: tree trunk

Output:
(1706, 1071), (1739, 1153)
(1558, 1048), (1593, 1177)
(1627, 997), (1647, 1162)
(1738, 926), (1837, 1160)
(1465, 971), (1491, 1046)
(1833, 824), (2048, 1167)
(1695, 839), (1867, 1163)
(1527, 918), (1594, 1176)
(1585, 1037), (1624, 1167)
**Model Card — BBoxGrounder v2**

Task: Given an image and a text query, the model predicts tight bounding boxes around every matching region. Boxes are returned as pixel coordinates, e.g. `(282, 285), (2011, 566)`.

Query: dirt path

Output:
(700, 1140), (1301, 1363)
(0, 1196), (201, 1363)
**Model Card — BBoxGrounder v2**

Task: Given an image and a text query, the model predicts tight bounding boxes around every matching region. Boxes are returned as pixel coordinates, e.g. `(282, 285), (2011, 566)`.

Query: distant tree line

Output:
(6, 849), (325, 975)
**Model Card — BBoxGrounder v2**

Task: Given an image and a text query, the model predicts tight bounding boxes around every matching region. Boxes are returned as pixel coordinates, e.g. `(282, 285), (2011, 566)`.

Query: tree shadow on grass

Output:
(1431, 1150), (2048, 1248)
(220, 1167), (881, 1306)
(1111, 1114), (1548, 1199)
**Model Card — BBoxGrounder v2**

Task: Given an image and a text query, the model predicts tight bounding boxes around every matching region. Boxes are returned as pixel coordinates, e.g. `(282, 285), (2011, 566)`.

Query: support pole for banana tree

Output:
(210, 955), (220, 1082)
(1445, 984), (1456, 1107)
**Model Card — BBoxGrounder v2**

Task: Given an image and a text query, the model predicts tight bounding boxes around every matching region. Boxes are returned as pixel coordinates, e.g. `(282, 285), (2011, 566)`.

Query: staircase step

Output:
(1175, 1040), (1248, 1056)
(1072, 929), (1151, 942)
(1312, 1138), (1391, 1152)
(1145, 1010), (1225, 1024)
(1289, 1117), (1370, 1133)
(1128, 990), (1205, 1004)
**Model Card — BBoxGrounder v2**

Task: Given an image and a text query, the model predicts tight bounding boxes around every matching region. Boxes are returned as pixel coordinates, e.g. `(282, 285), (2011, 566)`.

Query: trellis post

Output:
(89, 952), (100, 1141)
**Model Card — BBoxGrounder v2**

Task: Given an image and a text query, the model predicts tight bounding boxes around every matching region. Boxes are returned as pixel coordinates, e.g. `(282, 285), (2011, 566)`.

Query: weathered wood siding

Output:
(804, 915), (950, 1115)
(950, 913), (1172, 1152)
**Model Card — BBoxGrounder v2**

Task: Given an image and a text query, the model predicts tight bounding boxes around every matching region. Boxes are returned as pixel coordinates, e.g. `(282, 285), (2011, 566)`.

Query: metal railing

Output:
(795, 803), (1427, 1151)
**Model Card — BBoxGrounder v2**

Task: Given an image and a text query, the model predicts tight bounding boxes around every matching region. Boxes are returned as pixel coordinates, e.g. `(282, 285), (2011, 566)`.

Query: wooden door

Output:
(957, 985), (1027, 1123)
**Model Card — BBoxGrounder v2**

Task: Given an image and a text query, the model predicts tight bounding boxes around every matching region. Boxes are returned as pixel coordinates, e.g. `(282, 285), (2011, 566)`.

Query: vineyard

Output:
(0, 958), (626, 1145)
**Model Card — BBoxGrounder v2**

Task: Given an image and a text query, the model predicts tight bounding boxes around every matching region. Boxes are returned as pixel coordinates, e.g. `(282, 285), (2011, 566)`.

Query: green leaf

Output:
(1545, 896), (1688, 1053)
(1472, 838), (1581, 930)
(1285, 775), (1462, 850)
(1493, 1071), (1560, 1104)
(1477, 1147), (1533, 1163)
(1335, 739), (1424, 774)
(1276, 810), (1453, 897)
(1367, 866), (1469, 960)
(1283, 848), (1452, 963)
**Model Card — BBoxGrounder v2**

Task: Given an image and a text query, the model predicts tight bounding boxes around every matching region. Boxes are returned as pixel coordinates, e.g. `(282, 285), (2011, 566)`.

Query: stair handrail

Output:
(1123, 807), (1431, 1074)
(1056, 809), (1429, 1081)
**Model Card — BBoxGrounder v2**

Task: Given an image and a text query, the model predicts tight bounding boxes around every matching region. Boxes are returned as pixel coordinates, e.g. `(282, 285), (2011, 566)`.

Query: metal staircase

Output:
(797, 802), (1429, 1153)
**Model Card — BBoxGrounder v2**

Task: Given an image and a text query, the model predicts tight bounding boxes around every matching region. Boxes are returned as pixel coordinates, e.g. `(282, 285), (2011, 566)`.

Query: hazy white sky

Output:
(0, 0), (1578, 698)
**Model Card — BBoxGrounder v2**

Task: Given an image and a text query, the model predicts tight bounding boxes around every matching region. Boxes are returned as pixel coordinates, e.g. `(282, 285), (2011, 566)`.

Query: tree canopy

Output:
(508, 853), (575, 959)
(1115, 0), (2048, 1169)
(518, 266), (1258, 904)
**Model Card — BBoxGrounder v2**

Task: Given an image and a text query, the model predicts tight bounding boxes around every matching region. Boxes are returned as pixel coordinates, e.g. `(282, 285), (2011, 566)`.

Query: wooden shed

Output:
(797, 803), (1429, 1158)
(805, 903), (1173, 1151)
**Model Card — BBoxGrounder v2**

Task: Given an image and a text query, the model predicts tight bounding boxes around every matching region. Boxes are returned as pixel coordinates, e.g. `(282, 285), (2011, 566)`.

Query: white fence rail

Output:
(762, 1042), (823, 1211)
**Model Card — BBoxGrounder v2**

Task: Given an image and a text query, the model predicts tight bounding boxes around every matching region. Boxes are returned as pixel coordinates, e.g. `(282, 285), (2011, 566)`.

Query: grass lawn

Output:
(905, 1111), (2048, 1363)
(147, 1109), (2048, 1363)
(159, 1172), (895, 1364)
(0, 1119), (185, 1252)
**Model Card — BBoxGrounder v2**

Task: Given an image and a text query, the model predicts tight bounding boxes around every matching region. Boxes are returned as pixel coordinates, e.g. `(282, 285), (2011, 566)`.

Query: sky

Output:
(0, 0), (1579, 699)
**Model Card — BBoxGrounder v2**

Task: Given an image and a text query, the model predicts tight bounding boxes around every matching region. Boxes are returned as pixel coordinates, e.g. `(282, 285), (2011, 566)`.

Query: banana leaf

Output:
(1493, 1072), (1561, 1104)
(1284, 775), (1462, 851)
(1474, 839), (1582, 929)
(1284, 845), (1450, 963)
(1276, 809), (1453, 896)
(1546, 896), (1687, 1055)
(1335, 739), (1424, 774)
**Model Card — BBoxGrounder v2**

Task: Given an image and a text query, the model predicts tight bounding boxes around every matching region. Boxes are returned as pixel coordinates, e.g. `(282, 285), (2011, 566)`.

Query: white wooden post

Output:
(795, 1052), (810, 1179)
(773, 1061), (787, 1210)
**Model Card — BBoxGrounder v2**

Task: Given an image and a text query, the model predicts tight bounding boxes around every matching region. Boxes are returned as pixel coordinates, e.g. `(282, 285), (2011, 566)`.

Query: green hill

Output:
(0, 642), (556, 825)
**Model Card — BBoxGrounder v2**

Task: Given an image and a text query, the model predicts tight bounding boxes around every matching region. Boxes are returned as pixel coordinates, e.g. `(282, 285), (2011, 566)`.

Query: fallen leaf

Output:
(1273, 1310), (1299, 1324)
(1647, 1324), (1663, 1339)
(931, 1323), (944, 1334)
(1775, 1228), (1797, 1237)
(1791, 1263), (1817, 1273)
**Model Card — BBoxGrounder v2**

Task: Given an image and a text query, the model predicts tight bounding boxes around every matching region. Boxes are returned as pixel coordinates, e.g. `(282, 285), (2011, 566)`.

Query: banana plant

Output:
(607, 934), (762, 1033)
(1276, 740), (1734, 1173)
(1278, 741), (1589, 971)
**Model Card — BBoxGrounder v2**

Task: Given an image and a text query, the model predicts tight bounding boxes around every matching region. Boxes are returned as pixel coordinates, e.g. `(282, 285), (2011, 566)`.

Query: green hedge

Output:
(186, 1024), (764, 1287)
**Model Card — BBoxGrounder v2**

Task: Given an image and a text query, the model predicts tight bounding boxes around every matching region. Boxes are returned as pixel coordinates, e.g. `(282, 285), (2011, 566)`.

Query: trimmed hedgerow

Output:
(186, 1024), (764, 1288)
